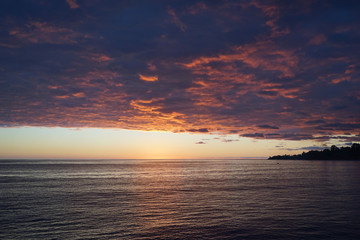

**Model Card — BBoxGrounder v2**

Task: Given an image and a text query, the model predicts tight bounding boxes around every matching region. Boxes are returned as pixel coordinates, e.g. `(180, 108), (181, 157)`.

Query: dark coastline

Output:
(268, 143), (360, 160)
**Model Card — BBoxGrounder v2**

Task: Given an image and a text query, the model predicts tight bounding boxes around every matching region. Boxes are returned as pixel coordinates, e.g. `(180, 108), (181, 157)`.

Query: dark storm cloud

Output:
(0, 0), (359, 142)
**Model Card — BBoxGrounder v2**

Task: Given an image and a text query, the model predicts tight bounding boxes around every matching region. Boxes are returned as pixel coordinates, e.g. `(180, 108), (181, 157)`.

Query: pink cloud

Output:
(183, 40), (298, 78)
(181, 40), (300, 108)
(188, 2), (208, 15)
(168, 8), (187, 32)
(90, 54), (114, 63)
(66, 0), (79, 9)
(309, 34), (327, 45)
(10, 21), (82, 44)
(247, 0), (290, 37)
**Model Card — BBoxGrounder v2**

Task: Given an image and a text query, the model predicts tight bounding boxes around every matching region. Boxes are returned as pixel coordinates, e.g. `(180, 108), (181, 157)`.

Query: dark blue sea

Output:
(1, 159), (360, 239)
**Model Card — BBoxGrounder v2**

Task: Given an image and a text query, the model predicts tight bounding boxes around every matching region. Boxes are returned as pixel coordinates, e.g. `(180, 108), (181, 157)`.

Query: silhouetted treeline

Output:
(268, 143), (360, 160)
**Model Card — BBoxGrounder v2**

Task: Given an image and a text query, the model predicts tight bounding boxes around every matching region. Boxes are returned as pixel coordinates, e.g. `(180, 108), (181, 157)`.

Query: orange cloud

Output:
(2, 0), (359, 144)
(54, 95), (69, 99)
(139, 74), (158, 82)
(90, 54), (114, 62)
(183, 40), (298, 78)
(48, 85), (60, 90)
(72, 92), (85, 98)
(181, 39), (300, 109)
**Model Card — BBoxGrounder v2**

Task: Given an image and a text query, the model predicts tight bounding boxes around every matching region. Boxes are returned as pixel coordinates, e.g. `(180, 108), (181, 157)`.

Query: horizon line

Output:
(0, 157), (268, 160)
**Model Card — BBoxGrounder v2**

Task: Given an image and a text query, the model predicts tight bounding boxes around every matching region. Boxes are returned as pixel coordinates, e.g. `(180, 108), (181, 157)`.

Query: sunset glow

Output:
(0, 0), (359, 159)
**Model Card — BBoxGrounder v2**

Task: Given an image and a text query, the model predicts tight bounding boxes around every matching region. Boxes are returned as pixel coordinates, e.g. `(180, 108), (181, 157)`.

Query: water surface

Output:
(1, 159), (359, 239)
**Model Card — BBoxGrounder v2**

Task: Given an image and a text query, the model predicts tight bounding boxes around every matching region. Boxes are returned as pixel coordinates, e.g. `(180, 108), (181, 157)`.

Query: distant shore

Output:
(268, 143), (360, 160)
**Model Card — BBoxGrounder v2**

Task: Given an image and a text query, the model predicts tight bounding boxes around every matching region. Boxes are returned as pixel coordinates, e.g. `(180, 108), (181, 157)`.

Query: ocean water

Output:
(1, 159), (360, 240)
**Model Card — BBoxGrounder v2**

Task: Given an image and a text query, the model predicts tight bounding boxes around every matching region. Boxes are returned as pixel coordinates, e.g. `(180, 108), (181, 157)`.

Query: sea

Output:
(1, 159), (359, 240)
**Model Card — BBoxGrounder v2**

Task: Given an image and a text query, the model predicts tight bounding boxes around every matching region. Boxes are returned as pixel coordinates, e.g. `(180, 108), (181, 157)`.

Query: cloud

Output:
(284, 146), (327, 151)
(309, 34), (327, 45)
(138, 74), (158, 82)
(187, 128), (209, 133)
(257, 124), (279, 129)
(241, 133), (264, 138)
(66, 0), (79, 9)
(90, 54), (114, 63)
(221, 139), (239, 143)
(195, 141), (206, 144)
(315, 123), (360, 131)
(182, 40), (298, 78)
(247, 0), (290, 37)
(9, 21), (82, 44)
(168, 8), (187, 32)
(187, 2), (208, 15)
(0, 0), (359, 142)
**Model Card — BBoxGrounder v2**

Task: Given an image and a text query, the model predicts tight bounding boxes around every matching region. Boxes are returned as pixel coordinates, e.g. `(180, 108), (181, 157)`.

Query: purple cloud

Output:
(0, 0), (359, 142)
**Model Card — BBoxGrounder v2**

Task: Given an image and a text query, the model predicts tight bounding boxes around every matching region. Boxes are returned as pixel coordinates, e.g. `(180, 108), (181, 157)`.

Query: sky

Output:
(0, 0), (359, 159)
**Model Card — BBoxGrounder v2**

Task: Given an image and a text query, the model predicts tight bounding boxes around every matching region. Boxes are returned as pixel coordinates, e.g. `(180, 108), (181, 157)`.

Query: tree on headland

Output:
(268, 143), (360, 160)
